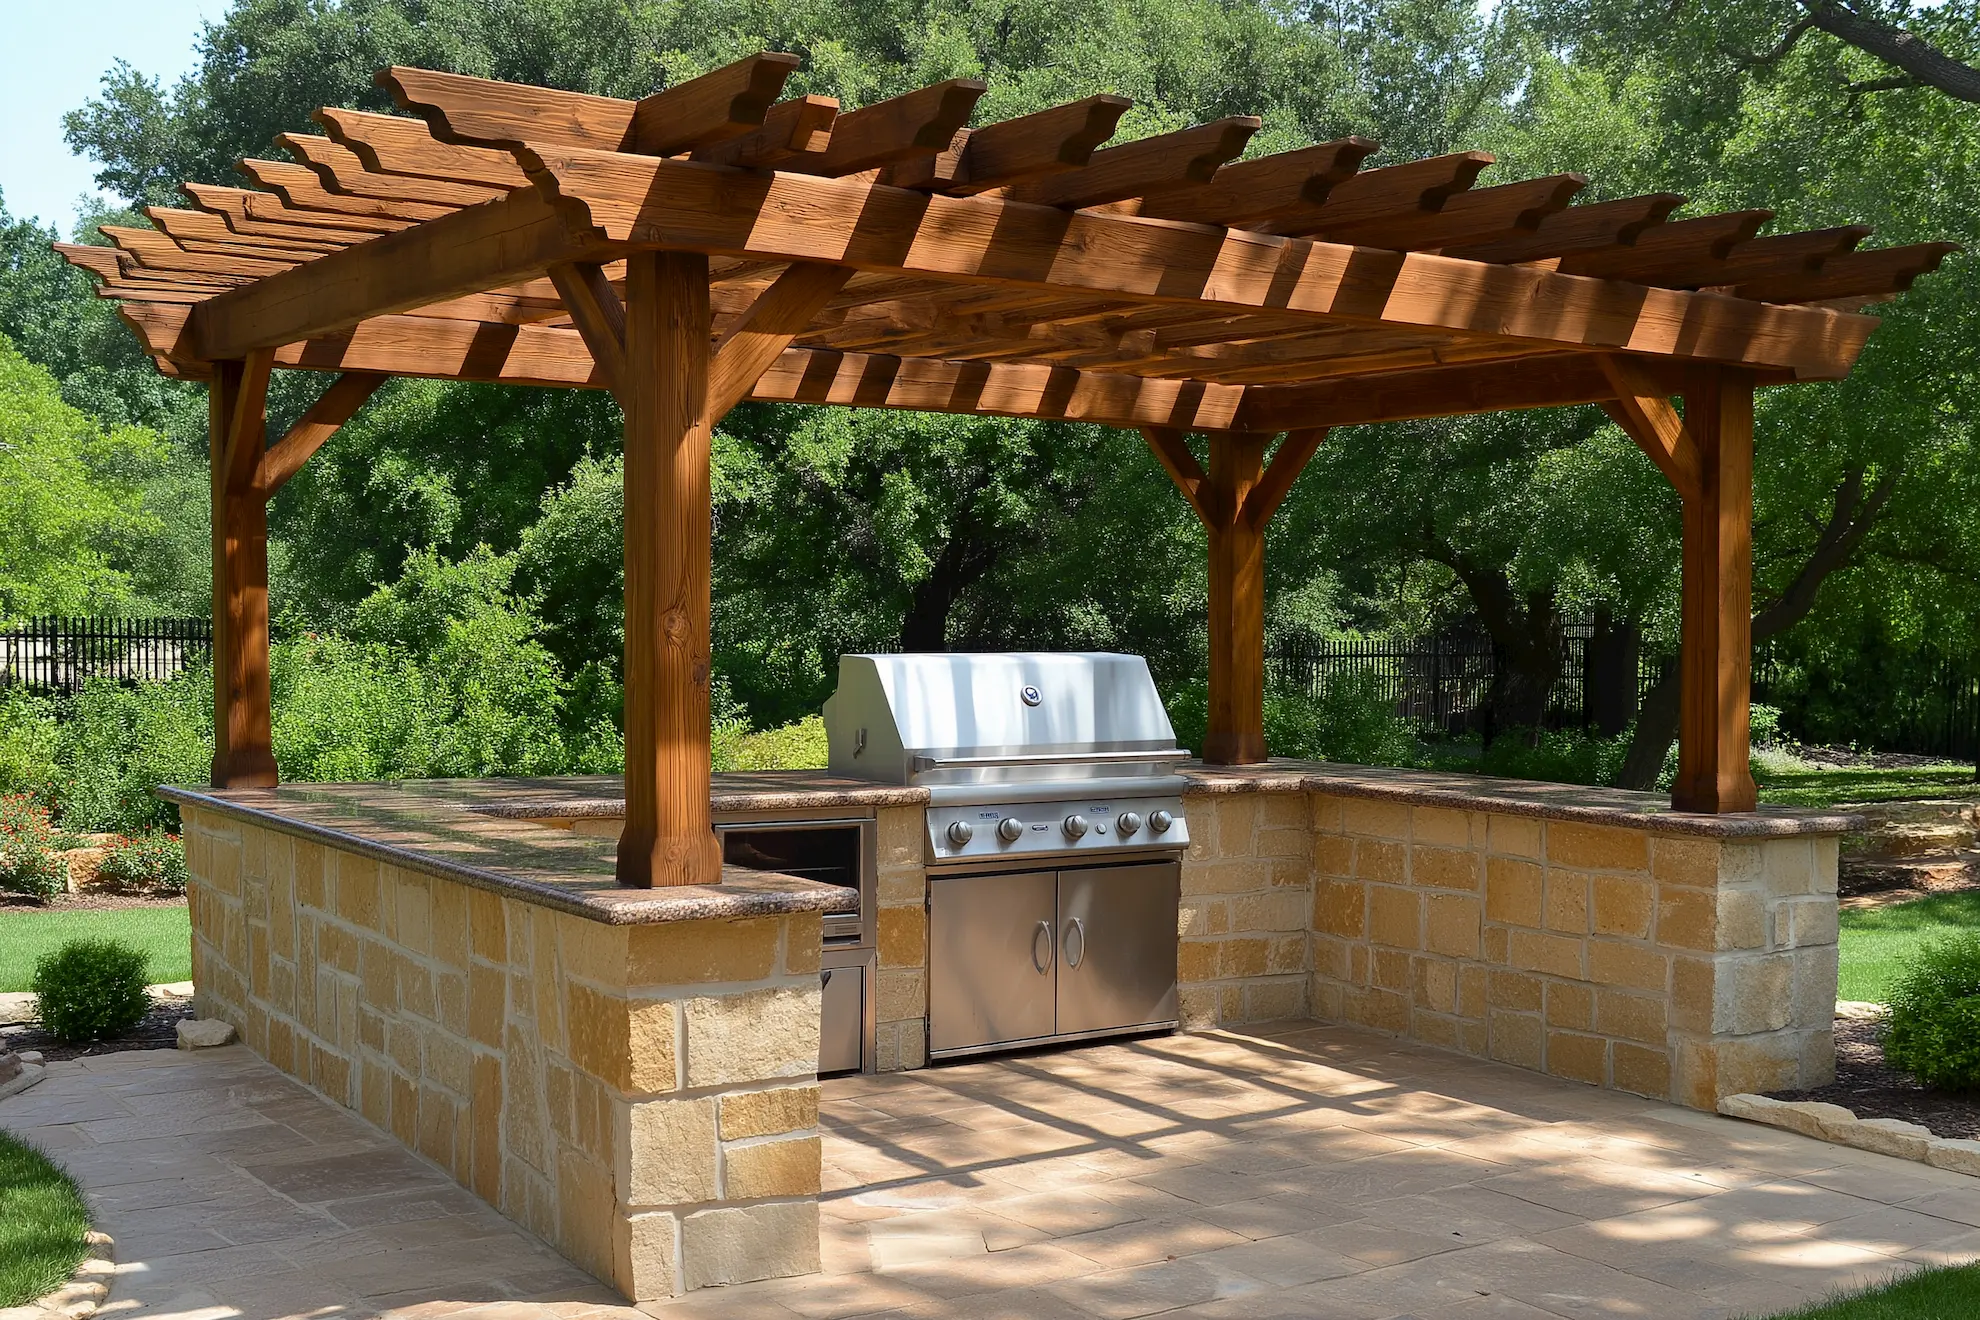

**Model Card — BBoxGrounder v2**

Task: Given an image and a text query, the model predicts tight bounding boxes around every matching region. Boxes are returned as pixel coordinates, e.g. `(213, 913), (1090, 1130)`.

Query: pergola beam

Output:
(512, 149), (1877, 379)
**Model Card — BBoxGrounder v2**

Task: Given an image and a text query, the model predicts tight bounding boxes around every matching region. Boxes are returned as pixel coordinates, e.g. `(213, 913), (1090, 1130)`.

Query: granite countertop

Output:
(1180, 760), (1861, 837)
(156, 774), (910, 925)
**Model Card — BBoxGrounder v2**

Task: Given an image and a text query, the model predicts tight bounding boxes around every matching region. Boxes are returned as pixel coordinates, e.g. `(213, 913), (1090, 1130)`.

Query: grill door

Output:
(1055, 861), (1181, 1038)
(929, 869), (1058, 1054)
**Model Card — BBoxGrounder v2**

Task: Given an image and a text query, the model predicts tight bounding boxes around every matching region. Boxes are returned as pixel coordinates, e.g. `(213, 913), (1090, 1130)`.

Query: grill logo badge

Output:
(1020, 684), (1042, 707)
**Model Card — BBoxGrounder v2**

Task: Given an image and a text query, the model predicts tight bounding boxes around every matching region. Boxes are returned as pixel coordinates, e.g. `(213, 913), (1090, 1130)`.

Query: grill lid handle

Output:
(910, 748), (1186, 773)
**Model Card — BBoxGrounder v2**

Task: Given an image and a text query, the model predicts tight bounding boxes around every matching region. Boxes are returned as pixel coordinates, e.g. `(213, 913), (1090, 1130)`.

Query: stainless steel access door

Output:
(1055, 861), (1181, 1037)
(928, 868), (1058, 1054)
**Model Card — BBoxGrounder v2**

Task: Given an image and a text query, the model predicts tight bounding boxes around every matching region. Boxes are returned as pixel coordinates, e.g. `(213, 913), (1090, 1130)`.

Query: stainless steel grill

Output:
(824, 653), (1188, 1059)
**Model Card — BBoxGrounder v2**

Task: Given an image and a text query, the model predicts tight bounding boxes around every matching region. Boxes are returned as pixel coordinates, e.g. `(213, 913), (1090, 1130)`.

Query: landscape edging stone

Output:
(0, 1229), (116, 1320)
(1719, 1093), (1980, 1176)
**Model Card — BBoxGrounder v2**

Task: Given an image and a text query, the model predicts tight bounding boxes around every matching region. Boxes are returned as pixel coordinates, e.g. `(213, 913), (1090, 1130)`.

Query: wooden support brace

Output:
(548, 261), (629, 406)
(706, 263), (855, 420)
(618, 250), (721, 887)
(1672, 367), (1759, 813)
(210, 349), (278, 788)
(1599, 356), (1701, 499)
(256, 371), (387, 496)
(1142, 426), (1322, 765)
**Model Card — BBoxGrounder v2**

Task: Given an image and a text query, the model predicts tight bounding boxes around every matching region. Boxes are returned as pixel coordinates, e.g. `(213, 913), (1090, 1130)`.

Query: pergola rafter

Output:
(57, 52), (1959, 887)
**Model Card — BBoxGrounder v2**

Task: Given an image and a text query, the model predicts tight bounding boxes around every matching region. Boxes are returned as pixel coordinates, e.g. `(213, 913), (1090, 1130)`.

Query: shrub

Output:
(30, 937), (151, 1042)
(1167, 673), (1418, 766)
(0, 795), (66, 900)
(723, 715), (831, 771)
(93, 831), (189, 894)
(1478, 727), (1632, 787)
(1882, 934), (1980, 1091)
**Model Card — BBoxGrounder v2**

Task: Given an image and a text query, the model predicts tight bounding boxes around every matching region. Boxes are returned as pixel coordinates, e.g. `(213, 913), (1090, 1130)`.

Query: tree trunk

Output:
(1618, 660), (1680, 790)
(899, 535), (998, 651)
(1585, 609), (1640, 737)
(1613, 464), (1898, 793)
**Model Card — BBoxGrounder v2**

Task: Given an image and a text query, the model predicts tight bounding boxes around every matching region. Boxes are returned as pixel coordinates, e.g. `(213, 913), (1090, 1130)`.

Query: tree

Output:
(0, 334), (169, 618)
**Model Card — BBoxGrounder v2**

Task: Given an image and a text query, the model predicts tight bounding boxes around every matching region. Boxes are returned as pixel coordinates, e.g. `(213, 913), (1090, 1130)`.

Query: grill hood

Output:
(823, 653), (1185, 789)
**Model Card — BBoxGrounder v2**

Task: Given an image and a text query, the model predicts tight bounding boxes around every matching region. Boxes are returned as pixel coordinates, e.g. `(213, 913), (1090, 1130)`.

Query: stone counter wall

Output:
(1173, 786), (1840, 1108)
(182, 805), (824, 1300)
(873, 804), (929, 1071)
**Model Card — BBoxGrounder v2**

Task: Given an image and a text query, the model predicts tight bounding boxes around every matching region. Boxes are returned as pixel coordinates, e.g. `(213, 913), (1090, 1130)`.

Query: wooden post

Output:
(209, 353), (278, 788)
(617, 251), (722, 888)
(1204, 431), (1271, 765)
(1672, 367), (1759, 812)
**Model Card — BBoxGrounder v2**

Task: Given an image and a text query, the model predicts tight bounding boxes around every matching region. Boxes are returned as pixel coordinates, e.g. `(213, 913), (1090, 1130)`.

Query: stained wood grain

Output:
(993, 117), (1260, 209)
(209, 351), (278, 789)
(255, 372), (387, 495)
(618, 250), (721, 887)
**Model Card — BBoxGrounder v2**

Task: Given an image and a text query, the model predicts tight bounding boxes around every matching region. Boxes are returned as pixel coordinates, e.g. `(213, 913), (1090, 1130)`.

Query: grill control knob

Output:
(1148, 809), (1175, 834)
(1117, 811), (1143, 836)
(1062, 814), (1090, 839)
(996, 816), (1025, 843)
(946, 820), (974, 847)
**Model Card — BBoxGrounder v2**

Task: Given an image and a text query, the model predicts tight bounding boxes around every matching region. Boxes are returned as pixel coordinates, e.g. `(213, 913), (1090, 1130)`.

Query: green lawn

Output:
(0, 906), (191, 993)
(1754, 762), (1980, 809)
(1752, 1264), (1980, 1318)
(1838, 890), (1980, 1003)
(0, 1132), (89, 1308)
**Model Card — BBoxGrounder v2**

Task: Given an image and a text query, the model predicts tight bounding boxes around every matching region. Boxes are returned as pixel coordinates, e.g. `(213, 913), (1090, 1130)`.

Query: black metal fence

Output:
(1275, 626), (1980, 759)
(0, 617), (212, 694)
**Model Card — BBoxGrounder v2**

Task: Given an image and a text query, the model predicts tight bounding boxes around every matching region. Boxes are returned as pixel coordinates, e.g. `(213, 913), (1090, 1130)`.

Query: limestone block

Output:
(1926, 1139), (1980, 1177)
(1233, 891), (1308, 933)
(1650, 835), (1720, 887)
(1594, 989), (1666, 1046)
(1414, 958), (1458, 1013)
(1424, 893), (1480, 958)
(682, 1201), (820, 1290)
(1367, 886), (1421, 949)
(1489, 969), (1544, 1013)
(1777, 896), (1840, 950)
(1611, 1043), (1671, 1100)
(469, 889), (506, 961)
(1371, 948), (1410, 992)
(682, 985), (820, 1089)
(723, 1135), (822, 1198)
(1341, 985), (1409, 1033)
(177, 1018), (238, 1049)
(1246, 977), (1306, 1022)
(1842, 1117), (1935, 1161)
(615, 1210), (680, 1300)
(1544, 871), (1591, 935)
(1546, 1030), (1607, 1086)
(1509, 930), (1583, 980)
(1312, 880), (1367, 938)
(1342, 797), (1408, 841)
(1762, 837), (1817, 896)
(1218, 938), (1270, 979)
(1484, 858), (1543, 927)
(1717, 1093), (1854, 1140)
(1592, 875), (1655, 939)
(1487, 1009), (1544, 1070)
(629, 917), (782, 986)
(1353, 840), (1406, 885)
(878, 906), (927, 969)
(627, 1096), (719, 1204)
(1724, 954), (1795, 1034)
(876, 968), (926, 1025)
(1486, 813), (1543, 861)
(1412, 846), (1481, 892)
(1410, 806), (1472, 849)
(1545, 981), (1593, 1031)
(720, 1085), (820, 1139)
(1312, 834), (1353, 879)
(783, 913), (822, 975)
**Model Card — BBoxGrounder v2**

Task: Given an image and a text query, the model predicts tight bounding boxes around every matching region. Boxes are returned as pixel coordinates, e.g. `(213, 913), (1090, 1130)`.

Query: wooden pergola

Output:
(60, 54), (1955, 886)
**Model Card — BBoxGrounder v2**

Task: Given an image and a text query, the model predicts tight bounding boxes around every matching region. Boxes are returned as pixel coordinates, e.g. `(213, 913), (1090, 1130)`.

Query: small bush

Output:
(30, 938), (151, 1043)
(1478, 727), (1632, 787)
(0, 795), (66, 900)
(1166, 673), (1418, 766)
(93, 831), (189, 894)
(724, 716), (831, 771)
(1881, 934), (1980, 1091)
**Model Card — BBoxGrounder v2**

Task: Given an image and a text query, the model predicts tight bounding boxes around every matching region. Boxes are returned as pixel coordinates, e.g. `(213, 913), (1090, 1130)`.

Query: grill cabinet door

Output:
(1055, 861), (1181, 1037)
(929, 869), (1058, 1054)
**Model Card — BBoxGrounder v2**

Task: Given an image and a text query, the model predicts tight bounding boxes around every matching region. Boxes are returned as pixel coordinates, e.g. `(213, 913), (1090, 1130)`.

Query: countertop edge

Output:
(158, 787), (855, 925)
(1177, 762), (1863, 837)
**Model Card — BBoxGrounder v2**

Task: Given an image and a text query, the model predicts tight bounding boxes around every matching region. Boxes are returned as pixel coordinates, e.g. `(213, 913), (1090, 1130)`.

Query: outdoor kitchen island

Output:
(165, 757), (1855, 1302)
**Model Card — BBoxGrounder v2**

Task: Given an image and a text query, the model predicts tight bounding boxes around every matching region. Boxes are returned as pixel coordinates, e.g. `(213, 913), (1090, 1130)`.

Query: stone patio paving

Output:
(7, 1024), (1980, 1320)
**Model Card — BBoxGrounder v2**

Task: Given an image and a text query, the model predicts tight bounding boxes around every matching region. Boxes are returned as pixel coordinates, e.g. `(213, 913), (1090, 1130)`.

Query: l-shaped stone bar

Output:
(164, 763), (1853, 1301)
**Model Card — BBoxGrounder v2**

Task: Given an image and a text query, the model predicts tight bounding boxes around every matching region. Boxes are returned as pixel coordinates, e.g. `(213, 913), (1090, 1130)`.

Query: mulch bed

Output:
(1768, 1018), (1980, 1141)
(0, 893), (186, 913)
(1, 999), (196, 1062)
(1794, 745), (1971, 770)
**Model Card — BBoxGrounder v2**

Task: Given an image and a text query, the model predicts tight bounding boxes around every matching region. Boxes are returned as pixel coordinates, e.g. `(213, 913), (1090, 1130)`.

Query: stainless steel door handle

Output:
(1032, 921), (1055, 974)
(1062, 917), (1086, 969)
